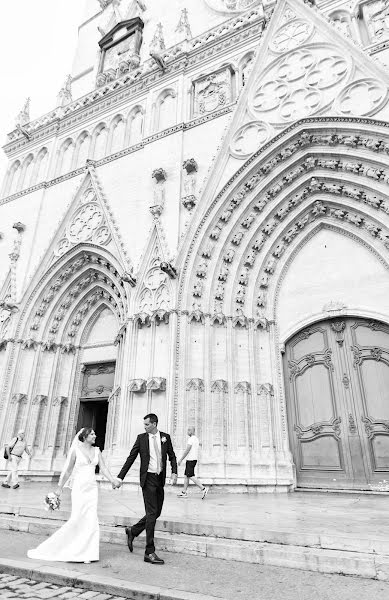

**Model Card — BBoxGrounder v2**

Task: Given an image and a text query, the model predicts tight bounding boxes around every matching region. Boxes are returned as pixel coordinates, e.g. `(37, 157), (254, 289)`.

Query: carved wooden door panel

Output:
(284, 322), (353, 489)
(347, 320), (389, 487)
(284, 318), (389, 490)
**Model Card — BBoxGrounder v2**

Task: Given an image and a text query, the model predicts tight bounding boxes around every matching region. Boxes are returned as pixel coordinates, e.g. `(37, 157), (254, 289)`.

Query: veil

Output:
(59, 429), (84, 489)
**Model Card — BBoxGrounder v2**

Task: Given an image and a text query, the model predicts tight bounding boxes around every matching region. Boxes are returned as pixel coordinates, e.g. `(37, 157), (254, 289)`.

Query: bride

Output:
(28, 427), (117, 563)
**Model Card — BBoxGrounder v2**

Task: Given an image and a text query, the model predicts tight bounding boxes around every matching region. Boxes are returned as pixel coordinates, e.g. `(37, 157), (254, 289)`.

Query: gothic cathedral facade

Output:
(1, 0), (389, 491)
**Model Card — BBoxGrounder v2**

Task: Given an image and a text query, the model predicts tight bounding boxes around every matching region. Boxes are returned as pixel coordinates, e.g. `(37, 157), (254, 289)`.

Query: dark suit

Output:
(117, 431), (177, 555)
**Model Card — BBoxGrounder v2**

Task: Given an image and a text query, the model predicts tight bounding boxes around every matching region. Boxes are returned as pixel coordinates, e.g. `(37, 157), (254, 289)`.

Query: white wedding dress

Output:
(28, 446), (100, 562)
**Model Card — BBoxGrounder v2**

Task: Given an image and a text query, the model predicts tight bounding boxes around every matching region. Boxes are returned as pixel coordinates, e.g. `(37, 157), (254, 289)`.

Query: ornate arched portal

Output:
(0, 245), (129, 471)
(175, 117), (389, 488)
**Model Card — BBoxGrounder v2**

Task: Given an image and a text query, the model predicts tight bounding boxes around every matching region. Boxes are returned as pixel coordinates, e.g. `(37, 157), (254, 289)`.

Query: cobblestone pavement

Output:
(0, 574), (125, 599)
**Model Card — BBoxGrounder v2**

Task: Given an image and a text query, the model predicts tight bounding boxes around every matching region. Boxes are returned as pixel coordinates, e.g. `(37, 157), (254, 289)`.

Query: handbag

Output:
(3, 438), (17, 460)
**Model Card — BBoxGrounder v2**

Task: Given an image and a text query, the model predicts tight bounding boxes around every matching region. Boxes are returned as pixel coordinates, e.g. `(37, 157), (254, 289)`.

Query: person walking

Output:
(115, 413), (177, 565)
(28, 427), (117, 563)
(2, 430), (31, 489)
(177, 426), (208, 499)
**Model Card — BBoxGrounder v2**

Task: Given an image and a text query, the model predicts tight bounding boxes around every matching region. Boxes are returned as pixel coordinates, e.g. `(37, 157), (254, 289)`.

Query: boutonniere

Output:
(161, 437), (167, 443)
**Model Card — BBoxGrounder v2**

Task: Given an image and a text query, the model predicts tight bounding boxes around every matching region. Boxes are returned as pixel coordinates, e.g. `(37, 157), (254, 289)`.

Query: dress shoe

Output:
(144, 552), (164, 565)
(1, 483), (10, 488)
(12, 484), (19, 489)
(125, 527), (135, 552)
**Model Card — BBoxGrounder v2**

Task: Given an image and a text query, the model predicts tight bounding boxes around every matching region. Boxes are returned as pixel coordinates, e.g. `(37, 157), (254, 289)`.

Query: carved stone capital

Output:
(186, 378), (205, 391)
(11, 393), (27, 404)
(128, 379), (146, 393)
(12, 222), (25, 233)
(182, 195), (197, 211)
(211, 379), (228, 392)
(146, 377), (166, 391)
(152, 167), (167, 183)
(235, 381), (251, 393)
(134, 312), (151, 328)
(182, 158), (198, 174)
(53, 395), (68, 406)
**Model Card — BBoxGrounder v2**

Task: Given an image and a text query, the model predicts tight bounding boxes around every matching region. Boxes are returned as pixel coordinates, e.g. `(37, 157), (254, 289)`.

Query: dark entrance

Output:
(77, 362), (115, 451)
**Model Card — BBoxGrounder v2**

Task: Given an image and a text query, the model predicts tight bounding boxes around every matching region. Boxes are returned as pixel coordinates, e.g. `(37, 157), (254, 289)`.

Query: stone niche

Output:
(97, 17), (144, 86)
(192, 65), (235, 117)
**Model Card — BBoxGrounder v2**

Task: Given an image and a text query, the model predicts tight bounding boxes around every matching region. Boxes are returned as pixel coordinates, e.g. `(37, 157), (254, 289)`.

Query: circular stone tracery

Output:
(249, 46), (350, 125)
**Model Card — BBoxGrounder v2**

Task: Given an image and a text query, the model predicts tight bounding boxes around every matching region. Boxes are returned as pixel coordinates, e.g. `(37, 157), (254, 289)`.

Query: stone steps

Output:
(0, 505), (389, 580)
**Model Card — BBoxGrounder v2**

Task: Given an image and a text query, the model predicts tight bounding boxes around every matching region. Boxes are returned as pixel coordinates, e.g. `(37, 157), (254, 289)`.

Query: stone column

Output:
(26, 395), (48, 448)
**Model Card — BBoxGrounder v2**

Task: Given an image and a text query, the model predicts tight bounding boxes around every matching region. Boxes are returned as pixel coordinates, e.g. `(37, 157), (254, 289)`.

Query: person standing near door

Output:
(114, 413), (177, 564)
(2, 430), (31, 489)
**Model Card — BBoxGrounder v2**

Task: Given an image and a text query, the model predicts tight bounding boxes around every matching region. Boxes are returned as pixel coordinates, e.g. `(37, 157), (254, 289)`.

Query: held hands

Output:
(112, 477), (123, 490)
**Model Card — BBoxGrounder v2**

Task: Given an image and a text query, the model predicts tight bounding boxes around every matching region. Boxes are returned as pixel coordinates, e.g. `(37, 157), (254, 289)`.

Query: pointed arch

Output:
(4, 160), (22, 196)
(108, 114), (125, 154)
(74, 131), (91, 168)
(32, 147), (49, 185)
(56, 138), (75, 176)
(92, 123), (108, 160)
(126, 105), (144, 145)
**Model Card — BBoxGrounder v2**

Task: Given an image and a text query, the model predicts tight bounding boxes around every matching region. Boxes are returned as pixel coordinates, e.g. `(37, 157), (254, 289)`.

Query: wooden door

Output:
(284, 318), (389, 490)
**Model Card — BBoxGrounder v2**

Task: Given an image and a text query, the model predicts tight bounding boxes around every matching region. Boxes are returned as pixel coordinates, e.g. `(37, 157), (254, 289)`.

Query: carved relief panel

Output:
(193, 66), (234, 117)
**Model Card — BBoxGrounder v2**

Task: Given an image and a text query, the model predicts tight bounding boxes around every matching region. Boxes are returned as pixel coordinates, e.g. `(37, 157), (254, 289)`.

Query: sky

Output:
(0, 0), (87, 182)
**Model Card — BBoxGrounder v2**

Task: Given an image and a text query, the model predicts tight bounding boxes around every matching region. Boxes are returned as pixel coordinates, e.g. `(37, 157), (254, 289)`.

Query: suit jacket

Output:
(117, 431), (177, 488)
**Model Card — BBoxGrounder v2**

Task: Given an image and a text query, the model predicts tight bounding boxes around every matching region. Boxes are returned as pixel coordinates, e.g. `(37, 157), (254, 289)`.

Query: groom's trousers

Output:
(131, 472), (164, 555)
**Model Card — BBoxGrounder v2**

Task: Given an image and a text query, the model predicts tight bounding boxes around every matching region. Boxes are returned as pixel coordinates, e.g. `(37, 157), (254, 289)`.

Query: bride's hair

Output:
(78, 427), (93, 442)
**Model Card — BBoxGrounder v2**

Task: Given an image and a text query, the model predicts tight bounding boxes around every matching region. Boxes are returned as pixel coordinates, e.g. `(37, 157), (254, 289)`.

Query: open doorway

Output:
(77, 362), (115, 452)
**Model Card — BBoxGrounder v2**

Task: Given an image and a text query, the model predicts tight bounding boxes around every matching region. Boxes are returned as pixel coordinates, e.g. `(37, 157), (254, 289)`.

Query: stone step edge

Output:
(2, 514), (389, 580)
(0, 507), (388, 557)
(0, 557), (219, 600)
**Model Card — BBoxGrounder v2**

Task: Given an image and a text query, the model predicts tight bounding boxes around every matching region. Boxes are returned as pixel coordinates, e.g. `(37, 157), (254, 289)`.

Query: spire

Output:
(175, 8), (192, 42)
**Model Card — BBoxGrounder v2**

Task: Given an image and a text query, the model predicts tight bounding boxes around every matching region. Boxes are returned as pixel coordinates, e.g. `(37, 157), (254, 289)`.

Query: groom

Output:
(115, 413), (177, 564)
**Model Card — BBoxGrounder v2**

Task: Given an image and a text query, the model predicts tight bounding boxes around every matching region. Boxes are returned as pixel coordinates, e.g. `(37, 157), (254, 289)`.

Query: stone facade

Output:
(1, 0), (389, 490)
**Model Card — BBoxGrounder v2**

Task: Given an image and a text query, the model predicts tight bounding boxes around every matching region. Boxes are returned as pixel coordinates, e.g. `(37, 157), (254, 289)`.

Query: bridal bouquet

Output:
(44, 492), (61, 511)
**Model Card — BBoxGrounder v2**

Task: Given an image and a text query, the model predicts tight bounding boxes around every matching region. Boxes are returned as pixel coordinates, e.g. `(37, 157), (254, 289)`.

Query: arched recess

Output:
(108, 115), (125, 154)
(74, 131), (91, 168)
(126, 106), (144, 146)
(92, 123), (108, 161)
(56, 138), (75, 176)
(20, 154), (34, 190)
(31, 147), (49, 185)
(153, 89), (177, 132)
(175, 118), (389, 485)
(0, 246), (129, 470)
(4, 160), (22, 196)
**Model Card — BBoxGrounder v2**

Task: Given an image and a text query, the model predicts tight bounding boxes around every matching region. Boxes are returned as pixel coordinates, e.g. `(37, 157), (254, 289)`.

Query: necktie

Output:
(153, 435), (161, 474)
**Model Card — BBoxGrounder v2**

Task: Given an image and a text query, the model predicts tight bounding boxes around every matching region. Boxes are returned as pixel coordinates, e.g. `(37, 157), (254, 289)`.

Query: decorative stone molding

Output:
(134, 312), (151, 327)
(32, 394), (48, 406)
(146, 377), (166, 391)
(12, 222), (25, 233)
(211, 379), (228, 392)
(186, 378), (205, 391)
(128, 379), (147, 393)
(151, 168), (167, 183)
(150, 309), (170, 325)
(235, 381), (251, 393)
(41, 339), (58, 352)
(61, 343), (77, 354)
(187, 308), (205, 323)
(11, 393), (27, 404)
(210, 312), (227, 326)
(21, 338), (38, 350)
(114, 323), (127, 345)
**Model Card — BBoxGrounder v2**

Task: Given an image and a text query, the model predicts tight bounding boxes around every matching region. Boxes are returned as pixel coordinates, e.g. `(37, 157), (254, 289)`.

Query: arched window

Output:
(58, 139), (74, 176)
(126, 107), (144, 145)
(32, 148), (49, 184)
(92, 125), (108, 160)
(109, 116), (125, 154)
(155, 90), (176, 131)
(75, 132), (90, 168)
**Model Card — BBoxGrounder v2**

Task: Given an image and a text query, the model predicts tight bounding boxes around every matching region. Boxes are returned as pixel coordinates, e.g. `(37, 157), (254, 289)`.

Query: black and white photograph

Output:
(0, 0), (389, 598)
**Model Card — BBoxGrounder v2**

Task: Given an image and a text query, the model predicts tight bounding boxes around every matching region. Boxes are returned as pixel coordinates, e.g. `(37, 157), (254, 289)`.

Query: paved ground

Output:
(1, 481), (389, 546)
(0, 573), (124, 599)
(1, 530), (389, 600)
